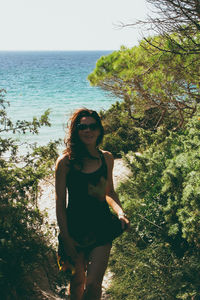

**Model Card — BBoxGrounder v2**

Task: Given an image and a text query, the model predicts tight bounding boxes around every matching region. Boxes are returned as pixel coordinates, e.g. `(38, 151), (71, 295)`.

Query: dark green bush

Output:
(100, 100), (173, 157)
(102, 126), (141, 157)
(0, 92), (62, 298)
(109, 106), (200, 299)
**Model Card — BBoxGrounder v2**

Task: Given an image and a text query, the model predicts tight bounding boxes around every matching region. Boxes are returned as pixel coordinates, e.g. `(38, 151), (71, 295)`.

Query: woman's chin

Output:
(82, 137), (96, 145)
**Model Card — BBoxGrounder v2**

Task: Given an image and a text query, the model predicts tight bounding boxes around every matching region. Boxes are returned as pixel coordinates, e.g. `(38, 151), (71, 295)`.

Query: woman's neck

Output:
(85, 145), (99, 158)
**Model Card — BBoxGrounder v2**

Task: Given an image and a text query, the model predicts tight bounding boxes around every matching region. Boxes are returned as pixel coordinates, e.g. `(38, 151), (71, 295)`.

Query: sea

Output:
(0, 51), (118, 149)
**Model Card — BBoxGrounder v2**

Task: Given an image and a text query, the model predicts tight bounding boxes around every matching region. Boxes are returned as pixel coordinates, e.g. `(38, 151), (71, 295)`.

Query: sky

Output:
(0, 0), (150, 51)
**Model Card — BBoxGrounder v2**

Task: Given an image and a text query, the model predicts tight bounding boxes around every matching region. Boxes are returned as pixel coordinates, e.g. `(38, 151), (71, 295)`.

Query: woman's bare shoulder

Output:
(100, 149), (114, 166)
(55, 154), (70, 171)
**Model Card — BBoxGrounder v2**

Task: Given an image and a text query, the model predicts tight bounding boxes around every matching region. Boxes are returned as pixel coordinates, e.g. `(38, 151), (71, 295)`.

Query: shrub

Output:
(0, 91), (62, 298)
(109, 106), (200, 299)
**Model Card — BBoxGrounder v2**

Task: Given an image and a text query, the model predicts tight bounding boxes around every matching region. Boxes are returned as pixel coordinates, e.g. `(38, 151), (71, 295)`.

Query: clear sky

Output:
(0, 0), (149, 51)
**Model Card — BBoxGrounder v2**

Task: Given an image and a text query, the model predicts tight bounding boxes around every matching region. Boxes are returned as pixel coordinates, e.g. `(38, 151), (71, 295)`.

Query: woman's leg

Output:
(83, 243), (112, 300)
(69, 251), (86, 300)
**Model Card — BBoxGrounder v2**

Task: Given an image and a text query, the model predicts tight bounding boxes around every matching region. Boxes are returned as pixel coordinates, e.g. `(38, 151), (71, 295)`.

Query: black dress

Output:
(58, 151), (123, 260)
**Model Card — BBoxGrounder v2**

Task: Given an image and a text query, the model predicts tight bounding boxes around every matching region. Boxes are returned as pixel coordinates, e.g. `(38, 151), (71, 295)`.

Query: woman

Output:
(55, 108), (130, 300)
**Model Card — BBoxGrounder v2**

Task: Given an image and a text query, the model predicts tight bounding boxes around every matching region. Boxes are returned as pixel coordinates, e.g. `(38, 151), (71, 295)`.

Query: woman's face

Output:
(78, 116), (100, 146)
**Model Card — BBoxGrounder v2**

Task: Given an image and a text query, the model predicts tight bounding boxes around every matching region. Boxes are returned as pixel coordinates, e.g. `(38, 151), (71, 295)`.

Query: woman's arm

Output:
(55, 155), (78, 262)
(103, 151), (130, 230)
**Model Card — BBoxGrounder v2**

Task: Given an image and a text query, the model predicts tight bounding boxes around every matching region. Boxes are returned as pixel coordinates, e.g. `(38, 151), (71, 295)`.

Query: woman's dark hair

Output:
(64, 108), (104, 165)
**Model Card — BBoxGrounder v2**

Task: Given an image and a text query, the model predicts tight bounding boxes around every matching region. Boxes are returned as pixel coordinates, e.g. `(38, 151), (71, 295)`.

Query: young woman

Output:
(55, 108), (130, 300)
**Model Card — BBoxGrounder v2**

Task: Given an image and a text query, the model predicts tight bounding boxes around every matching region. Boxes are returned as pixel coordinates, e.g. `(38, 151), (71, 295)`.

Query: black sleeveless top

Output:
(66, 150), (115, 248)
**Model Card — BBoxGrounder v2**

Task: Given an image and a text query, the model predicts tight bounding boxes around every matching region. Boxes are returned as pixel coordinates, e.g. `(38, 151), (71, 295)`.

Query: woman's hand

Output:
(63, 236), (78, 265)
(118, 213), (130, 231)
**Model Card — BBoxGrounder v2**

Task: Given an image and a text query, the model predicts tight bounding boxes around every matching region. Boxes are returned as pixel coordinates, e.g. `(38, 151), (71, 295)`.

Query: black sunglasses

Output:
(77, 123), (99, 131)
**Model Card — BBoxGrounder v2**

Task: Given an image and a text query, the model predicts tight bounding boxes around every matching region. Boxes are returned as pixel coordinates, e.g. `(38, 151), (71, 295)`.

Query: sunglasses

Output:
(77, 123), (99, 131)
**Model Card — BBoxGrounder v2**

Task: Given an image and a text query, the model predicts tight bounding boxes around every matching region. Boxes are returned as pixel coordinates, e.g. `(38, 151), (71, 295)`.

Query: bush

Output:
(0, 91), (62, 298)
(99, 100), (173, 157)
(102, 126), (141, 157)
(109, 106), (200, 299)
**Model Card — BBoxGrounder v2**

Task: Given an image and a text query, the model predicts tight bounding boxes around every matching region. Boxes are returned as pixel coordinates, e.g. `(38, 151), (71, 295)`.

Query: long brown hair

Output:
(64, 108), (104, 165)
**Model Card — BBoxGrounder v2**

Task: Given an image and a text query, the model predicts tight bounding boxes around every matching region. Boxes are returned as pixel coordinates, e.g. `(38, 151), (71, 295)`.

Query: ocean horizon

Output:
(0, 50), (119, 148)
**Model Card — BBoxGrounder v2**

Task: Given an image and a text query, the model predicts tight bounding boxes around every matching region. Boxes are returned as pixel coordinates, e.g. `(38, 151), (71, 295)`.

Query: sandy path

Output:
(37, 158), (131, 299)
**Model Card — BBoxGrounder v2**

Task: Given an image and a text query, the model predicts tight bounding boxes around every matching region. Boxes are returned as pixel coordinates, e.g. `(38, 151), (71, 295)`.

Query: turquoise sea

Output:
(0, 51), (118, 147)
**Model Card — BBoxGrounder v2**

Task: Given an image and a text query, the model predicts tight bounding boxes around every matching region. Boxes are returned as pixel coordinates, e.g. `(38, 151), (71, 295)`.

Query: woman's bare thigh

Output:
(69, 251), (86, 295)
(86, 243), (112, 284)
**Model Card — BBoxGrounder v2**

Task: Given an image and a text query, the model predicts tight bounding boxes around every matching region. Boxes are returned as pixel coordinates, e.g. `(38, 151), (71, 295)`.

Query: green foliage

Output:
(100, 102), (141, 156)
(89, 34), (200, 133)
(109, 107), (200, 299)
(143, 0), (200, 56)
(99, 100), (173, 156)
(89, 34), (200, 156)
(0, 90), (61, 298)
(109, 236), (200, 300)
